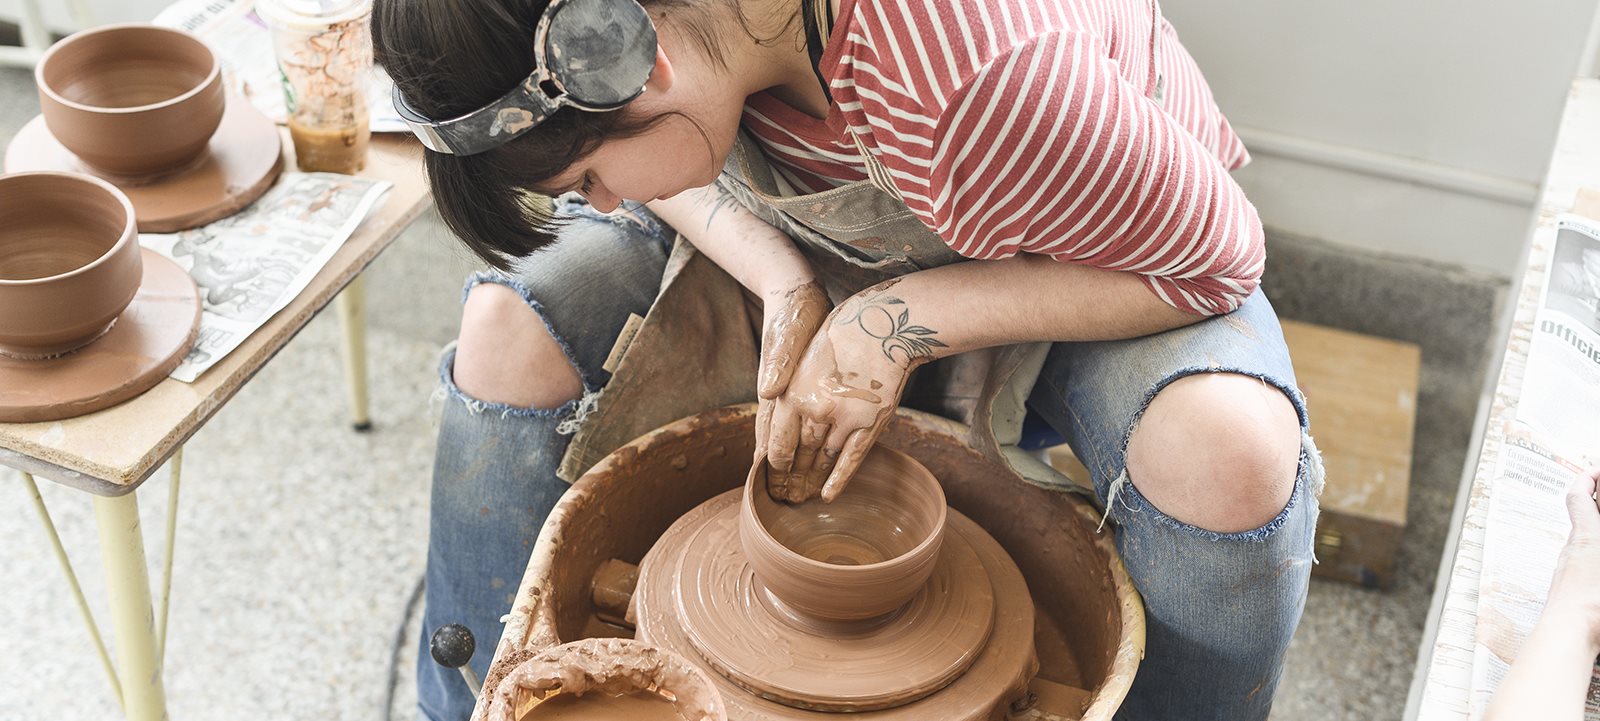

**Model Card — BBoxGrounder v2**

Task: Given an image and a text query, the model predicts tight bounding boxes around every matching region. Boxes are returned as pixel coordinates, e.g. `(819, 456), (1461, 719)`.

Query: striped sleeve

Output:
(872, 30), (1265, 316)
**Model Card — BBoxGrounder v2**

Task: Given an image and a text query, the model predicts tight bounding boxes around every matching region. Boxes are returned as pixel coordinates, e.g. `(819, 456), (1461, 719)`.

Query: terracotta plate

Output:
(4, 94), (283, 233)
(678, 497), (993, 710)
(636, 490), (1036, 719)
(0, 249), (201, 422)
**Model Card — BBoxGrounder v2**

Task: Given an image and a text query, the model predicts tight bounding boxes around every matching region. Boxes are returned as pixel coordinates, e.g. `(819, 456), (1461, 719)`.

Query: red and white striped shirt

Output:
(740, 0), (1262, 315)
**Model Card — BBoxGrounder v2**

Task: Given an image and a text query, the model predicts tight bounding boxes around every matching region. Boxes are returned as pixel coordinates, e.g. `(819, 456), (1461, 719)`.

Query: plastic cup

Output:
(257, 0), (373, 174)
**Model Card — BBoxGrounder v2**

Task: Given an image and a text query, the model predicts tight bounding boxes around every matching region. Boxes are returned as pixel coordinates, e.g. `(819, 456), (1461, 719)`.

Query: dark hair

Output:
(373, 0), (771, 270)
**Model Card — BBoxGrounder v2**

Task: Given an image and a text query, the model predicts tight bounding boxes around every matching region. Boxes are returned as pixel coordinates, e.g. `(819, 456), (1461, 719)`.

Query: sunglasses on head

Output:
(392, 0), (657, 156)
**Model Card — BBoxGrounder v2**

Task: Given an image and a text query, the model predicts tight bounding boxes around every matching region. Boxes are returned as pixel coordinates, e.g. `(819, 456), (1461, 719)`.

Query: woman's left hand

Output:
(756, 285), (942, 503)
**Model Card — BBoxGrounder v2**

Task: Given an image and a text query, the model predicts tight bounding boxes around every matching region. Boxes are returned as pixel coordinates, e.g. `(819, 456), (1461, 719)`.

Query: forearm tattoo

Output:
(834, 293), (947, 365)
(690, 183), (742, 232)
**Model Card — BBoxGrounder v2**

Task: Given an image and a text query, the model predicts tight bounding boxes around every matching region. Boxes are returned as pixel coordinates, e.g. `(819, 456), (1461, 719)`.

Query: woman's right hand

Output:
(752, 280), (831, 502)
(1547, 467), (1600, 654)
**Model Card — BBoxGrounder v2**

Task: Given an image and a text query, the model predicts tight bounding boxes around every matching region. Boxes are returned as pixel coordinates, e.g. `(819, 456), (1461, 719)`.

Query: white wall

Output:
(0, 0), (171, 29)
(1163, 0), (1600, 276)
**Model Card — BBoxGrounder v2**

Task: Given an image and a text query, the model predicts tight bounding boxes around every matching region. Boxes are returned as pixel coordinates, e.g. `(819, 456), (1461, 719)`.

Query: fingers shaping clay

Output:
(634, 447), (1035, 717)
(740, 449), (946, 622)
(6, 24), (282, 233)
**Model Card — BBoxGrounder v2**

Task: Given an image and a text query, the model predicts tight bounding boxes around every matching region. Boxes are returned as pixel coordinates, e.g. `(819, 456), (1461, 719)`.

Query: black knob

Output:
(430, 623), (475, 669)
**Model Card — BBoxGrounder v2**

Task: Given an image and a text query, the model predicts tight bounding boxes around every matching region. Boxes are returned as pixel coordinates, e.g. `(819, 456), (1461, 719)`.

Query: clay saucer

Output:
(635, 489), (1036, 717)
(0, 248), (200, 423)
(5, 97), (283, 233)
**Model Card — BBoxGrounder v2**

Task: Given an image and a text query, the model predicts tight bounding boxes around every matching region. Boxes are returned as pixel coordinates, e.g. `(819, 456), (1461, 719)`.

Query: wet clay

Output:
(757, 281), (830, 398)
(0, 172), (140, 358)
(0, 248), (201, 422)
(496, 405), (1139, 721)
(590, 558), (639, 627)
(635, 490), (1035, 718)
(486, 637), (726, 721)
(289, 118), (369, 174)
(740, 448), (946, 622)
(521, 690), (685, 720)
(650, 491), (994, 711)
(7, 95), (283, 233)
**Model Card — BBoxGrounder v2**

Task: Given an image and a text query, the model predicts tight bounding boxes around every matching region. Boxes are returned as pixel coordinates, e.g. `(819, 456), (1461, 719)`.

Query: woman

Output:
(372, 0), (1320, 718)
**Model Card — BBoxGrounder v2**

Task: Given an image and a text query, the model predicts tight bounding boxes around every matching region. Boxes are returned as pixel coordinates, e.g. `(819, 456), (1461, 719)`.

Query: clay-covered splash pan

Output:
(478, 405), (1145, 721)
(5, 23), (282, 233)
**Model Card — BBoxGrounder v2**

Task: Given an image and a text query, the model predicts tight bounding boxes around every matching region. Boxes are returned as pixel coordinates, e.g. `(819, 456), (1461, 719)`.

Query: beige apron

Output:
(553, 130), (1071, 493)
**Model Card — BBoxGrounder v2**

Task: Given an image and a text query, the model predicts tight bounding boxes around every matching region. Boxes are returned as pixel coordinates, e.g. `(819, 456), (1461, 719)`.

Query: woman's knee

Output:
(1123, 372), (1303, 534)
(452, 283), (583, 409)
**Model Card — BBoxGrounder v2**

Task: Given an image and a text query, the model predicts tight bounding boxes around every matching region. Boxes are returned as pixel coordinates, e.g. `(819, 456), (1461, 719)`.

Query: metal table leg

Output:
(93, 492), (168, 721)
(336, 273), (372, 431)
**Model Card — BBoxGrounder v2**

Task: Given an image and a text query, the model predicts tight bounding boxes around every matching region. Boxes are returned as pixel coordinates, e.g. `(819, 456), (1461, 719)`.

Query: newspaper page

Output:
(151, 0), (406, 132)
(139, 173), (391, 383)
(1467, 215), (1600, 719)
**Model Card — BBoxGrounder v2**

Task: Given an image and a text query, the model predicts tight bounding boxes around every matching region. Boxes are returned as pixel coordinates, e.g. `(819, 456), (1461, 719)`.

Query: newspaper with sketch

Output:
(152, 0), (406, 132)
(139, 173), (391, 383)
(1467, 214), (1600, 719)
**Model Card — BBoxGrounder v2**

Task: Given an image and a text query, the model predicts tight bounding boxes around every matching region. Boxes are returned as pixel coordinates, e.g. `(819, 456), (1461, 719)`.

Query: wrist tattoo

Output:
(835, 294), (947, 364)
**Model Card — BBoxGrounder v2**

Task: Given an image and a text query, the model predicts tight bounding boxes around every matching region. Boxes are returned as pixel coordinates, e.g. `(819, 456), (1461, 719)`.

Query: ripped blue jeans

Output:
(1026, 294), (1321, 720)
(417, 199), (1319, 721)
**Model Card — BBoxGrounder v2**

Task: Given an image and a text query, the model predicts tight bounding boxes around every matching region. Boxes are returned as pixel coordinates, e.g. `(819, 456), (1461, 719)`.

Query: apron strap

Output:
(801, 0), (834, 103)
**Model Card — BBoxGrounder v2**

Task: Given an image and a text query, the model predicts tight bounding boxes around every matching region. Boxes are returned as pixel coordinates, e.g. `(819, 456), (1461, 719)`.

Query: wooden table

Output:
(3, 131), (428, 721)
(1407, 79), (1600, 719)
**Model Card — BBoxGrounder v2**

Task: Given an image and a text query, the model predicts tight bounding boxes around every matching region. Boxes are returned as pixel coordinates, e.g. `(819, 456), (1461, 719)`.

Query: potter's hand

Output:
(761, 284), (942, 503)
(753, 281), (830, 488)
(1548, 467), (1600, 651)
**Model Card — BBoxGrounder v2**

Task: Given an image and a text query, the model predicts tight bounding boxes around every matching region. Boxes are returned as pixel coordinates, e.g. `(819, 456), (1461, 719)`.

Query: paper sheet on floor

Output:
(1467, 215), (1600, 720)
(152, 0), (406, 133)
(139, 173), (391, 383)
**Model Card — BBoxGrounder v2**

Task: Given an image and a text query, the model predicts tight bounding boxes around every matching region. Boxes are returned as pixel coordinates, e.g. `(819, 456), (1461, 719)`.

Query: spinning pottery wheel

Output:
(634, 491), (1034, 716)
(479, 406), (1144, 721)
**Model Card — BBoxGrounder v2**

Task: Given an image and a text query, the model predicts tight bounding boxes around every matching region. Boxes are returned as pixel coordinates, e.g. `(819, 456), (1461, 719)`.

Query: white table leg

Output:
(336, 274), (372, 431)
(93, 493), (168, 721)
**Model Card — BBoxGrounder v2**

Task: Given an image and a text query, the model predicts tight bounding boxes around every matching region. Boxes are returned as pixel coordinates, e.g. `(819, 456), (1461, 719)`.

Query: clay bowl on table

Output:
(739, 446), (948, 623)
(35, 23), (224, 179)
(0, 171), (141, 359)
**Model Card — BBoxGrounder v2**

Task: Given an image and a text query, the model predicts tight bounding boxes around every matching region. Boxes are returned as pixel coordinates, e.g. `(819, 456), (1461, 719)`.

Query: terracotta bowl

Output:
(739, 446), (947, 623)
(36, 23), (224, 178)
(0, 172), (141, 358)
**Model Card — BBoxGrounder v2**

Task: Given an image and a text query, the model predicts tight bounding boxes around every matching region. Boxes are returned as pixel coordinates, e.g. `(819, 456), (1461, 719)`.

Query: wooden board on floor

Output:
(1283, 320), (1420, 588)
(1048, 319), (1421, 589)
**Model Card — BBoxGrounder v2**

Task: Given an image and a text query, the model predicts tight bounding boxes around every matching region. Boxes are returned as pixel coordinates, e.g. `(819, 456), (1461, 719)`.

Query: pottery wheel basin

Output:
(484, 405), (1144, 721)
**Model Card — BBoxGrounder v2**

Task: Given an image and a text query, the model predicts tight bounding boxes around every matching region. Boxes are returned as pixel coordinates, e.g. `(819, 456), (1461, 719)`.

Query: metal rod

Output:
(336, 273), (372, 431)
(94, 493), (168, 721)
(158, 448), (183, 662)
(21, 472), (124, 710)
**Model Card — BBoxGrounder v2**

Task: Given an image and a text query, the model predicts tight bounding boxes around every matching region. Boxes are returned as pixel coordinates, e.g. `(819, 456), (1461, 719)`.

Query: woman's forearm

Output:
(834, 253), (1202, 365)
(647, 183), (813, 295)
(1482, 603), (1599, 721)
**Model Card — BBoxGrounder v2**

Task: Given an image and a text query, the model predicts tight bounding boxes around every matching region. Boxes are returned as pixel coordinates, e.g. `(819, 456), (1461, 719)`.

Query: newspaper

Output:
(152, 0), (406, 133)
(139, 173), (391, 383)
(1467, 215), (1600, 719)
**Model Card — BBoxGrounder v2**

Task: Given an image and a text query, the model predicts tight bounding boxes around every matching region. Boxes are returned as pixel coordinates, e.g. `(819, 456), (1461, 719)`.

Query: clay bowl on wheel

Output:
(739, 446), (947, 623)
(35, 23), (224, 178)
(0, 172), (141, 358)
